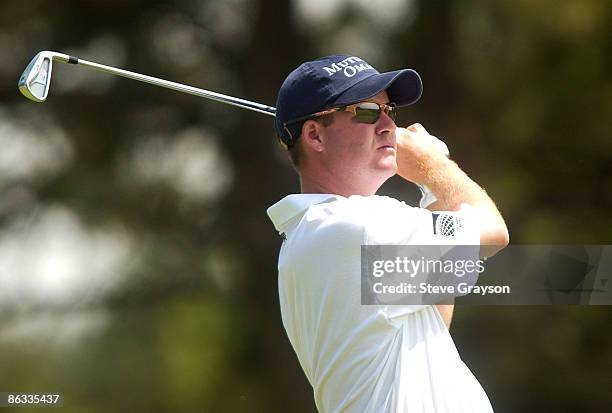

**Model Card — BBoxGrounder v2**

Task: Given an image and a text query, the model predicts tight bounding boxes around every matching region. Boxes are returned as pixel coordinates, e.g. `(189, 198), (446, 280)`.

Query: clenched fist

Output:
(395, 123), (450, 185)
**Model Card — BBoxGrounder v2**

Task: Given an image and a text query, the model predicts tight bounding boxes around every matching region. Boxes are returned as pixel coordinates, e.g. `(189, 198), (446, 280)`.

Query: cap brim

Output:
(331, 69), (422, 107)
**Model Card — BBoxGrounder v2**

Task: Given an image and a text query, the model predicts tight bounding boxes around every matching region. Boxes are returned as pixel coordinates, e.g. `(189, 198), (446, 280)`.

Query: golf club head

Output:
(18, 51), (54, 102)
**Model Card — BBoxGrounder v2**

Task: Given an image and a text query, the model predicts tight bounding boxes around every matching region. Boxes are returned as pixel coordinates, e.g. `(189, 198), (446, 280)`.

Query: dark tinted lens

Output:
(354, 103), (381, 124)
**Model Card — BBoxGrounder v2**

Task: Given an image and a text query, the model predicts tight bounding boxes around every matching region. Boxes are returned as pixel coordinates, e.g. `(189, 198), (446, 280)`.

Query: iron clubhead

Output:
(18, 51), (54, 102)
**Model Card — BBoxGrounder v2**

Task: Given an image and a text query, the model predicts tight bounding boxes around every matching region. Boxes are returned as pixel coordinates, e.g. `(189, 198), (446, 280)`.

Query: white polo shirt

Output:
(267, 194), (493, 413)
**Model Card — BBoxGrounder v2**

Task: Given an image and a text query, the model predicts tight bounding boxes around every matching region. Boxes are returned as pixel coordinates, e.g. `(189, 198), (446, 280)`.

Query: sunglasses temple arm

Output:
(283, 107), (344, 127)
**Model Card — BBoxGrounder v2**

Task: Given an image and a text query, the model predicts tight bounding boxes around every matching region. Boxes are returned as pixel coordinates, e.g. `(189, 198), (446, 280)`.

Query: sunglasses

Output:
(284, 101), (397, 127)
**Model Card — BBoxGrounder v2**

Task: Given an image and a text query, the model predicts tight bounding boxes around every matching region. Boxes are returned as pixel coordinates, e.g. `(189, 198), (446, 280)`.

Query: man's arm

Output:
(396, 124), (509, 329)
(434, 303), (454, 329)
(396, 123), (509, 257)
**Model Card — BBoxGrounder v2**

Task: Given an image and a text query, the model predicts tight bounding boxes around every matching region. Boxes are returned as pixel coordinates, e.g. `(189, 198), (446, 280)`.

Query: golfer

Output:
(267, 55), (509, 412)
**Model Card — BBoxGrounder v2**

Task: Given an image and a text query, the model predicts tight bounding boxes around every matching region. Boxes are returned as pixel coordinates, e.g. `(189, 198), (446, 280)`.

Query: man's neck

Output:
(299, 175), (378, 197)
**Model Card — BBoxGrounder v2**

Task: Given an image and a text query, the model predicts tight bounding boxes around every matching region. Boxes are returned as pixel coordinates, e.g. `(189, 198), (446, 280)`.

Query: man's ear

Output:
(301, 120), (325, 153)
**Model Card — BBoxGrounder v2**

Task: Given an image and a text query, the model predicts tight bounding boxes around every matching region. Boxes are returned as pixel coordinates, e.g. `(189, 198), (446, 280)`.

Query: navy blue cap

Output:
(274, 54), (423, 148)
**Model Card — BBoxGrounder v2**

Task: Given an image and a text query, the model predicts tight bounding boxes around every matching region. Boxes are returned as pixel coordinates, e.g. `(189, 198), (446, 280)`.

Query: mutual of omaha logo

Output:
(432, 213), (463, 237)
(322, 56), (374, 78)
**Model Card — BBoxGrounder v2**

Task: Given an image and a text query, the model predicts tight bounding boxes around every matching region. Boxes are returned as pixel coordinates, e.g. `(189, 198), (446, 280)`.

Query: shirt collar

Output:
(267, 194), (344, 232)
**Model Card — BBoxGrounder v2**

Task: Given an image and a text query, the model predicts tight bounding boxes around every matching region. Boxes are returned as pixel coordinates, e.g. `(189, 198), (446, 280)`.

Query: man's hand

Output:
(395, 123), (449, 185)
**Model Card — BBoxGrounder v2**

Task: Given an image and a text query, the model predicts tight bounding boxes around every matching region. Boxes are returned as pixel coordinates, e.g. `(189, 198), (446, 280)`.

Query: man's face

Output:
(318, 90), (397, 194)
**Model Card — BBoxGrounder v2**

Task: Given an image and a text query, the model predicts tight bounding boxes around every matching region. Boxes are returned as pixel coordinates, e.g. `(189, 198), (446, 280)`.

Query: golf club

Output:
(18, 50), (277, 117)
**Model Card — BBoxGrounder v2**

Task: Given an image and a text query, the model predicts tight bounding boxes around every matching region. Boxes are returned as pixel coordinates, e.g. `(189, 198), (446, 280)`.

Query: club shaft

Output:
(52, 53), (276, 116)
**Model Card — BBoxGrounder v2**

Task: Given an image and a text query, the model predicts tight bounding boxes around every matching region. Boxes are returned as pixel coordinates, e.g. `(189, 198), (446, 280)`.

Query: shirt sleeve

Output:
(360, 196), (480, 246)
(358, 197), (482, 313)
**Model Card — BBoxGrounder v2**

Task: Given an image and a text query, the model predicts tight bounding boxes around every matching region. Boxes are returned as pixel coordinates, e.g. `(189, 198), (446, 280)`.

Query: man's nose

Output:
(375, 110), (396, 135)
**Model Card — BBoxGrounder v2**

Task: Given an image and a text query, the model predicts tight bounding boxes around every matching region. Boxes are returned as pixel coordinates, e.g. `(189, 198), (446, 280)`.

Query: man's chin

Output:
(377, 159), (398, 175)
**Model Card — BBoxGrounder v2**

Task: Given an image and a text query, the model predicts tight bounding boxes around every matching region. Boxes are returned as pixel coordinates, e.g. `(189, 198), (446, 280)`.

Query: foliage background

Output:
(0, 0), (611, 411)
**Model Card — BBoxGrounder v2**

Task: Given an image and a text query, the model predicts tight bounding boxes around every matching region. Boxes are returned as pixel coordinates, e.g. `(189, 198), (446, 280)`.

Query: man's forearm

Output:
(422, 157), (492, 211)
(424, 157), (508, 257)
